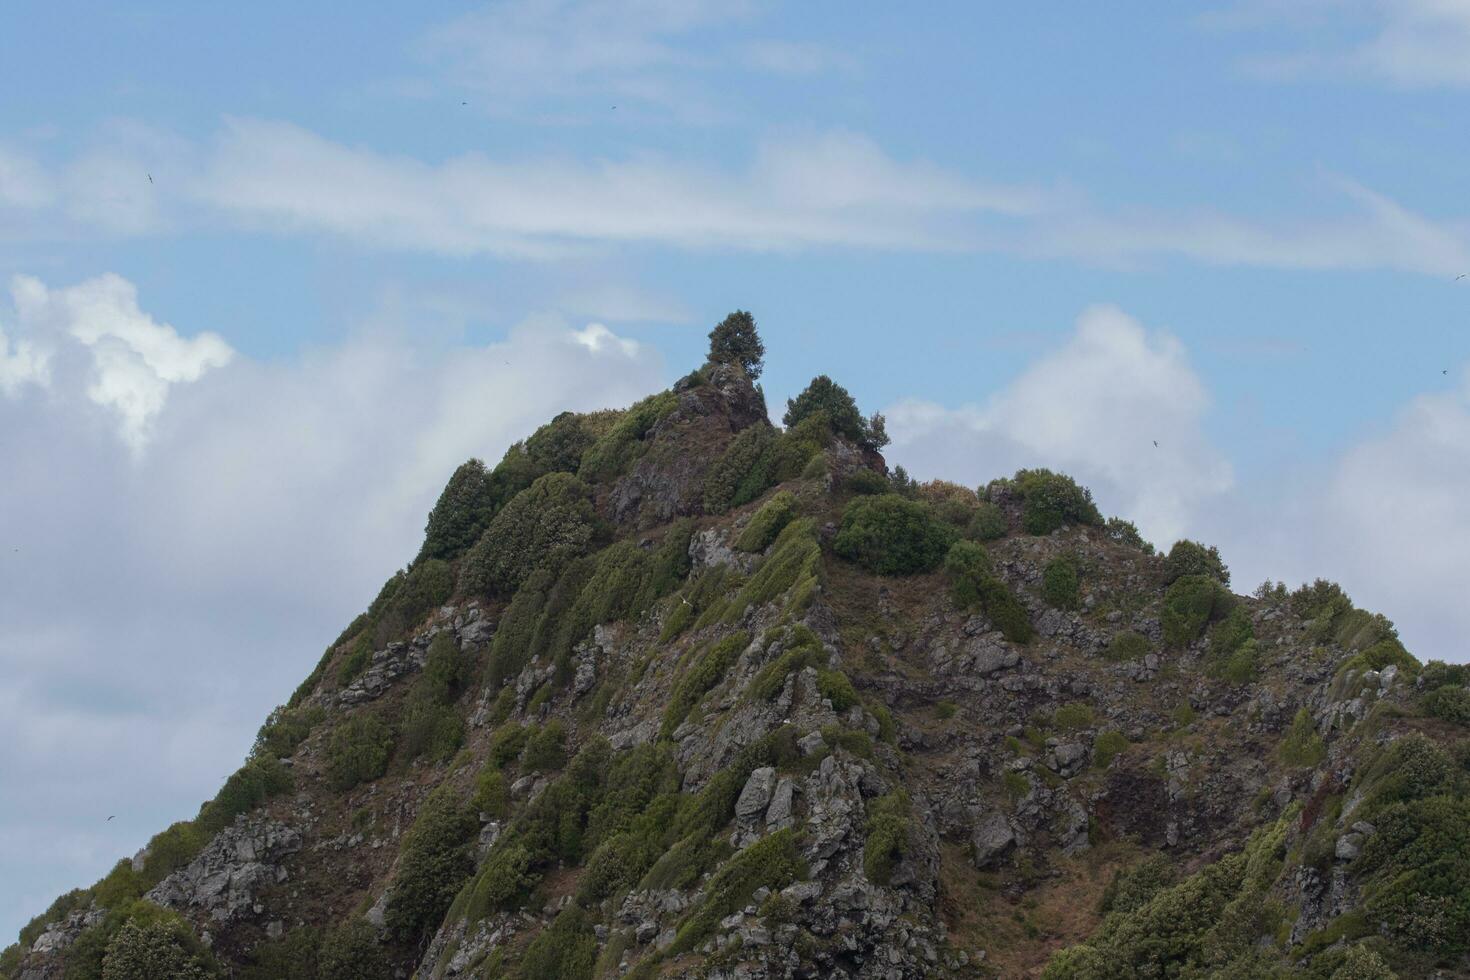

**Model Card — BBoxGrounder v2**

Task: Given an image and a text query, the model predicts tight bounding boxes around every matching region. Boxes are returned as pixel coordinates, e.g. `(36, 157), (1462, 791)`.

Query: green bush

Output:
(1207, 606), (1258, 684)
(1342, 638), (1419, 677)
(466, 840), (539, 915)
(863, 791), (912, 885)
(670, 828), (806, 953)
(834, 494), (957, 575)
(577, 390), (679, 482)
(707, 310), (765, 379)
(702, 424), (778, 514)
(1423, 684), (1470, 724)
(735, 491), (798, 553)
(316, 920), (387, 980)
(1104, 631), (1151, 662)
(418, 458), (498, 562)
(400, 633), (468, 763)
(1098, 855), (1175, 916)
(1162, 539), (1230, 586)
(784, 375), (887, 450)
(1093, 731), (1129, 769)
(460, 473), (598, 596)
(1279, 708), (1326, 767)
(197, 756), (292, 833)
(325, 713), (394, 791)
(385, 787), (478, 943)
(726, 518), (822, 618)
(472, 768), (510, 819)
(1012, 469), (1103, 535)
(817, 668), (860, 712)
(843, 468), (892, 496)
(944, 542), (1034, 643)
(236, 927), (321, 980)
(969, 501), (1009, 541)
(662, 632), (749, 737)
(489, 722), (529, 769)
(100, 914), (217, 980)
(1103, 517), (1154, 554)
(515, 906), (598, 980)
(521, 720), (568, 772)
(1052, 703), (1094, 730)
(1043, 556), (1080, 610)
(524, 410), (618, 476)
(252, 704), (325, 761)
(337, 633), (372, 686)
(368, 558), (455, 647)
(1162, 574), (1232, 648)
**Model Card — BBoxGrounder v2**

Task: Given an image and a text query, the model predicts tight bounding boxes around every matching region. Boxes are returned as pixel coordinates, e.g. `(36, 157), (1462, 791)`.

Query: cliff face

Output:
(6, 359), (1469, 980)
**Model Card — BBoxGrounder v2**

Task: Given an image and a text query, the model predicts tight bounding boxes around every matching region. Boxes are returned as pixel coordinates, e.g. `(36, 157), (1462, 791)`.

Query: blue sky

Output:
(4, 0), (1470, 946)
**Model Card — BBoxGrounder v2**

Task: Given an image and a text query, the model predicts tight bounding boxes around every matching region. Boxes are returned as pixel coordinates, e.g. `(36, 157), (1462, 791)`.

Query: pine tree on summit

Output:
(707, 310), (765, 379)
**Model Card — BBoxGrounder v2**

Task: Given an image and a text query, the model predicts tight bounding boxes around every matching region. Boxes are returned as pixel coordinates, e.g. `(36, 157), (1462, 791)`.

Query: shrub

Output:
(1162, 575), (1232, 648)
(252, 704), (325, 761)
(385, 787), (478, 943)
(670, 828), (805, 954)
(1207, 606), (1258, 684)
(707, 310), (765, 379)
(944, 542), (1034, 643)
(969, 501), (1009, 541)
(1093, 731), (1129, 769)
(524, 410), (618, 476)
(1162, 539), (1230, 586)
(489, 722), (530, 769)
(316, 920), (387, 980)
(1012, 469), (1102, 535)
(1052, 703), (1094, 730)
(727, 518), (822, 618)
(863, 791), (912, 885)
(1104, 631), (1150, 662)
(1042, 556), (1080, 610)
(1423, 684), (1470, 724)
(1279, 708), (1326, 767)
(834, 494), (956, 575)
(735, 491), (798, 553)
(1342, 638), (1419, 677)
(1103, 517), (1154, 554)
(100, 915), (217, 980)
(1098, 855), (1175, 916)
(816, 668), (860, 712)
(662, 632), (749, 737)
(783, 375), (887, 450)
(325, 713), (394, 791)
(198, 756), (292, 833)
(521, 720), (568, 772)
(472, 768), (510, 819)
(398, 701), (463, 763)
(236, 927), (321, 980)
(577, 390), (679, 482)
(337, 633), (372, 685)
(516, 906), (598, 980)
(702, 424), (777, 514)
(466, 840), (539, 915)
(418, 458), (498, 561)
(460, 473), (598, 596)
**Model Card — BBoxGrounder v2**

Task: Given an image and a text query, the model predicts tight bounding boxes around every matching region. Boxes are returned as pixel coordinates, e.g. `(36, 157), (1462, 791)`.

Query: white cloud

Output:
(886, 306), (1235, 546)
(0, 326), (50, 396)
(1222, 0), (1470, 88)
(190, 118), (1038, 257)
(0, 273), (664, 943)
(8, 274), (234, 452)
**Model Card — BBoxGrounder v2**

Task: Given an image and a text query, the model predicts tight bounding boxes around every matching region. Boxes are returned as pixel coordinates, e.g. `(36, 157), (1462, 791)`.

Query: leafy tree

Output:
(460, 472), (598, 596)
(833, 494), (957, 575)
(385, 788), (478, 943)
(1163, 539), (1230, 586)
(707, 310), (765, 379)
(1012, 468), (1102, 535)
(325, 713), (394, 791)
(316, 920), (387, 980)
(784, 375), (888, 450)
(100, 916), (217, 980)
(418, 459), (497, 562)
(1043, 556), (1081, 609)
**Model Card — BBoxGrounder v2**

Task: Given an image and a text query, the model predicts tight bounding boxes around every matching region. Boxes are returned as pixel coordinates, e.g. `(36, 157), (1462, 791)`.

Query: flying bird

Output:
(107, 815), (115, 821)
(1457, 274), (1467, 280)
(146, 174), (152, 184)
(1152, 440), (1159, 448)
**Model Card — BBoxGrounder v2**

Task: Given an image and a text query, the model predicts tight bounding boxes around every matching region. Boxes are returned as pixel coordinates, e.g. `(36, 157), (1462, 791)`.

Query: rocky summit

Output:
(6, 316), (1470, 980)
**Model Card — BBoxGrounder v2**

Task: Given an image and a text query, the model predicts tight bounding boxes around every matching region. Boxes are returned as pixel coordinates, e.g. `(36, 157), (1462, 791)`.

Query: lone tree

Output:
(708, 310), (765, 379)
(784, 375), (890, 451)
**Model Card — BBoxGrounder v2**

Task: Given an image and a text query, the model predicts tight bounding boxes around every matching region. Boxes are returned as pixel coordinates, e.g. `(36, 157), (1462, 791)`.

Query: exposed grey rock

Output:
(146, 816), (301, 924)
(972, 811), (1016, 867)
(736, 766), (778, 821)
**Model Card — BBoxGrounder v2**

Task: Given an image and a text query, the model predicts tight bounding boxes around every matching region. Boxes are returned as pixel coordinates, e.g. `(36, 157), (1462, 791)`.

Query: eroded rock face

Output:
(145, 816), (302, 924)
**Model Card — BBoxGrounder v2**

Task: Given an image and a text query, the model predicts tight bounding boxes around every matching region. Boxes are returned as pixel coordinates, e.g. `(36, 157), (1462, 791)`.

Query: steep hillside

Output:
(6, 315), (1470, 980)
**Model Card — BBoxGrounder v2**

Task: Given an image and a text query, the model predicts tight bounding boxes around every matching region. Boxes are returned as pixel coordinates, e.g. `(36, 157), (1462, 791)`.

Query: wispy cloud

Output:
(1216, 0), (1470, 88)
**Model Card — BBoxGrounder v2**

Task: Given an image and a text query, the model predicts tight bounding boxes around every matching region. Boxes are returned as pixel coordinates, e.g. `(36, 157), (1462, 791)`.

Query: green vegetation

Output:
(385, 786), (478, 943)
(1104, 631), (1151, 662)
(670, 828), (806, 954)
(863, 791), (912, 885)
(706, 310), (765, 379)
(1042, 556), (1080, 609)
(1422, 683), (1470, 724)
(735, 490), (798, 552)
(747, 627), (825, 702)
(1008, 468), (1103, 536)
(325, 713), (394, 791)
(520, 720), (568, 772)
(460, 472), (598, 596)
(1279, 708), (1326, 768)
(252, 703), (325, 760)
(1093, 731), (1129, 769)
(418, 458), (498, 562)
(1207, 606), (1258, 684)
(236, 927), (321, 980)
(196, 756), (292, 834)
(98, 912), (218, 980)
(1162, 539), (1230, 586)
(834, 494), (956, 575)
(1052, 703), (1094, 730)
(968, 501), (1009, 541)
(1098, 855), (1176, 917)
(783, 375), (889, 451)
(726, 518), (822, 619)
(400, 632), (468, 763)
(662, 632), (749, 737)
(944, 541), (1034, 643)
(515, 906), (597, 980)
(1103, 517), (1154, 554)
(1161, 574), (1233, 648)
(578, 390), (679, 483)
(316, 919), (388, 980)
